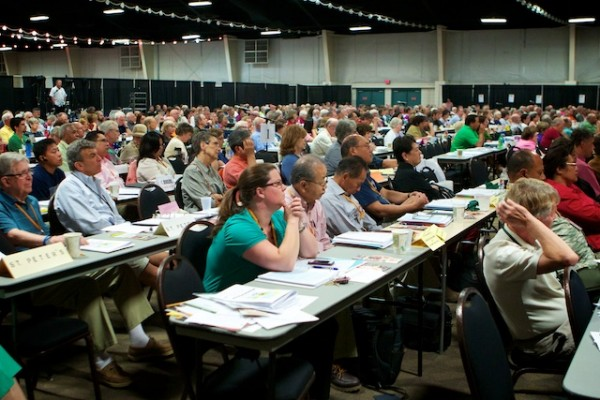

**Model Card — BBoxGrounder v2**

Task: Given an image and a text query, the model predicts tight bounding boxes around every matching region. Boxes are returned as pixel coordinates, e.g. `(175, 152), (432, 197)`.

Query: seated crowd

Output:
(1, 99), (600, 399)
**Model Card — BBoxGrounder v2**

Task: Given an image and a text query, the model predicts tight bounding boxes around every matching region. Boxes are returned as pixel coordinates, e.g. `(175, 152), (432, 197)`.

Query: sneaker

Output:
(331, 364), (361, 393)
(128, 337), (174, 362)
(96, 361), (132, 388)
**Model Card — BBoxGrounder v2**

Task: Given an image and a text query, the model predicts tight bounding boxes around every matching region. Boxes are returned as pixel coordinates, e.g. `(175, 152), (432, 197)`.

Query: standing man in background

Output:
(49, 79), (67, 114)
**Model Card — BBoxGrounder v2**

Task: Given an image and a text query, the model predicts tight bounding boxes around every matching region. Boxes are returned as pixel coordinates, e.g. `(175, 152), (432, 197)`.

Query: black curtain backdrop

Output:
(442, 85), (473, 108)
(265, 84), (289, 105)
(489, 85), (541, 109)
(191, 81), (203, 107)
(151, 80), (176, 107)
(72, 78), (102, 111)
(235, 82), (265, 106)
(202, 82), (216, 109)
(174, 81), (191, 106)
(219, 83), (235, 107)
(297, 85), (308, 104)
(544, 85), (598, 110)
(102, 78), (134, 113)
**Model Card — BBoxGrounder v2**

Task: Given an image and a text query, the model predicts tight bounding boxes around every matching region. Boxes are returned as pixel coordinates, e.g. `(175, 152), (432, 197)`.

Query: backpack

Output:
(351, 306), (404, 389)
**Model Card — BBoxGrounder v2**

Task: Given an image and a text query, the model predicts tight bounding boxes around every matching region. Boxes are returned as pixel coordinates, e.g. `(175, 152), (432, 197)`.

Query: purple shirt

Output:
(576, 156), (600, 197)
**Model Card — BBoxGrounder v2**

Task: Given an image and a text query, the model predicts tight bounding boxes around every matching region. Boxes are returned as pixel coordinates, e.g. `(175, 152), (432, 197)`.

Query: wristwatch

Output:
(298, 222), (307, 233)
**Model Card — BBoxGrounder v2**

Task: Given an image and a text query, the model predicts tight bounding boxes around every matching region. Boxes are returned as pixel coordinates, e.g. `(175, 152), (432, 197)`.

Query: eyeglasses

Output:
(3, 171), (32, 179)
(306, 177), (327, 186)
(264, 180), (284, 189)
(565, 162), (577, 167)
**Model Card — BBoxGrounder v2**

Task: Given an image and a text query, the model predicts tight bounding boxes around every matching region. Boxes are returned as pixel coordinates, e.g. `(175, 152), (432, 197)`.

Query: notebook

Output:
(398, 212), (453, 227)
(332, 231), (393, 249)
(80, 239), (134, 253)
(256, 268), (338, 289)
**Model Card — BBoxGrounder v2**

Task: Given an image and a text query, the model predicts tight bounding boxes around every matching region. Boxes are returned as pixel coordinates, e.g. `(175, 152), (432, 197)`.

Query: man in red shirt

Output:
(222, 129), (256, 189)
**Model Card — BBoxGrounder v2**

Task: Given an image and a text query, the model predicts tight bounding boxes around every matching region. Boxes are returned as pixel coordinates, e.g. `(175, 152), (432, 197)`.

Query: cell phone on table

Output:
(307, 259), (335, 266)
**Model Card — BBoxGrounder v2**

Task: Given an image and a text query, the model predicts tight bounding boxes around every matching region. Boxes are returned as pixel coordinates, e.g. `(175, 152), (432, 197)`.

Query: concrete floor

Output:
(21, 297), (565, 400)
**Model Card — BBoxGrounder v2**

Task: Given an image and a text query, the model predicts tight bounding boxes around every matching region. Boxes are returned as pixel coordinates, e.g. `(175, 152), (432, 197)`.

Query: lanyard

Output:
(342, 194), (365, 220)
(502, 226), (520, 245)
(15, 202), (44, 233)
(248, 209), (278, 245)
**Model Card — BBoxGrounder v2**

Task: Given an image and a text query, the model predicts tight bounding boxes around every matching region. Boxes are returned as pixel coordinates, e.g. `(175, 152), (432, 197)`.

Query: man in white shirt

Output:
(164, 122), (193, 164)
(49, 79), (67, 114)
(311, 118), (338, 158)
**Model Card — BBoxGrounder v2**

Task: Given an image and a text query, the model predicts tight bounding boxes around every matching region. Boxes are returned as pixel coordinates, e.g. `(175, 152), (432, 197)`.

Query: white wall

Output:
(4, 26), (600, 105)
(235, 36), (323, 84)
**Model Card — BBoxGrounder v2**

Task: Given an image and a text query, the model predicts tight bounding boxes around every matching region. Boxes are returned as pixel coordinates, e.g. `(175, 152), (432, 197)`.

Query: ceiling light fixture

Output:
(29, 15), (49, 22)
(51, 43), (67, 48)
(103, 9), (124, 15)
(349, 26), (372, 31)
(182, 34), (200, 40)
(568, 17), (596, 23)
(261, 30), (281, 36)
(481, 18), (507, 23)
(188, 1), (212, 6)
(0, 47), (11, 52)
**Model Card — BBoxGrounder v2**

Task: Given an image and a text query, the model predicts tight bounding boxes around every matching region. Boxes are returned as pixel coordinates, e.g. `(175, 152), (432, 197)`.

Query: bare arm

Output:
(364, 193), (428, 219)
(5, 228), (85, 248)
(242, 198), (316, 270)
(475, 131), (485, 147)
(497, 200), (578, 273)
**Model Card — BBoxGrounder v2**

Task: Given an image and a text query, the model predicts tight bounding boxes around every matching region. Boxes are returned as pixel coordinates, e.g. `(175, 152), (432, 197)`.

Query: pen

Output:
(312, 266), (339, 271)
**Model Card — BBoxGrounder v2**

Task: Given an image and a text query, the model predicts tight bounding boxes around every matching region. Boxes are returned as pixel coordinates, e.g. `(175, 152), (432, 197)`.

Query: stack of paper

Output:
(202, 284), (298, 313)
(425, 199), (470, 211)
(398, 211), (453, 227)
(256, 268), (337, 288)
(332, 231), (393, 249)
(456, 188), (502, 197)
(80, 239), (134, 253)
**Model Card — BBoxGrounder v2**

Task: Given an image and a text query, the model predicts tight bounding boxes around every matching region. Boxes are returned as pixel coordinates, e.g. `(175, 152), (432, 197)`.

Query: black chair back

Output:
(176, 221), (214, 280)
(48, 195), (67, 235)
(255, 150), (279, 163)
(469, 160), (488, 188)
(174, 178), (184, 209)
(167, 156), (186, 174)
(564, 268), (593, 346)
(457, 288), (515, 400)
(138, 183), (171, 219)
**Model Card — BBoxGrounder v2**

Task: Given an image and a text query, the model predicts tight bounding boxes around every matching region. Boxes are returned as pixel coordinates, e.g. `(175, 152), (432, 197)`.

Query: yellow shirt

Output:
(0, 126), (13, 144)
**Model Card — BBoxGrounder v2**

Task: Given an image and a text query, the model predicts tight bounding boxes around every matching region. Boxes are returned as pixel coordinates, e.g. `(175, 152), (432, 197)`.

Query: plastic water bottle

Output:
(498, 133), (505, 149)
(24, 138), (32, 158)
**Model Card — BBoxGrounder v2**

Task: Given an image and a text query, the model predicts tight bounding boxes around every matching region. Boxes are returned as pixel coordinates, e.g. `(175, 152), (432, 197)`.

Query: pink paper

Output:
(158, 201), (180, 214)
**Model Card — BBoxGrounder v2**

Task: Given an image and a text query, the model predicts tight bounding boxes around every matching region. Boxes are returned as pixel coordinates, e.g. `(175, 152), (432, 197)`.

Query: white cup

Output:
(456, 149), (463, 157)
(392, 229), (412, 253)
(453, 203), (465, 222)
(474, 194), (491, 211)
(255, 159), (265, 164)
(200, 197), (212, 211)
(64, 232), (82, 258)
(108, 182), (120, 197)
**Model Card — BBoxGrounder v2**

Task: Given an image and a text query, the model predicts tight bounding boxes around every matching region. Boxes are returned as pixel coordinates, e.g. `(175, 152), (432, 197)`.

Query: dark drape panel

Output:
(288, 85), (297, 104)
(202, 82), (216, 109)
(544, 85), (598, 110)
(151, 80), (176, 107)
(103, 79), (134, 113)
(265, 84), (289, 105)
(489, 85), (541, 109)
(442, 85), (473, 107)
(235, 82), (265, 105)
(472, 85), (489, 105)
(323, 85), (351, 104)
(213, 86), (225, 109)
(72, 78), (102, 110)
(220, 83), (235, 107)
(191, 81), (203, 107)
(307, 86), (324, 104)
(174, 81), (191, 106)
(297, 85), (308, 105)
(20, 76), (46, 112)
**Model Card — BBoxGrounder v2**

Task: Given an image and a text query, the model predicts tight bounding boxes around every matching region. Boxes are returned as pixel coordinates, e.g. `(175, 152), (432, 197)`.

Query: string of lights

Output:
(93, 0), (319, 35)
(0, 23), (224, 51)
(514, 0), (566, 24)
(300, 0), (435, 30)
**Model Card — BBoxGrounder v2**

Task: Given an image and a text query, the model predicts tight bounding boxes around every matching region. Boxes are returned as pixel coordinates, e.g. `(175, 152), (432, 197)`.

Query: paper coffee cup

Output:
(200, 197), (212, 211)
(453, 203), (465, 222)
(392, 229), (412, 253)
(475, 194), (491, 211)
(108, 182), (120, 197)
(64, 232), (82, 258)
(457, 149), (463, 157)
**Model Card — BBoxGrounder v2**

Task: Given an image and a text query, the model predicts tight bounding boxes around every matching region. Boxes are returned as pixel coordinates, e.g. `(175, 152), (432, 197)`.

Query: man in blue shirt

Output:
(340, 134), (428, 223)
(31, 139), (66, 200)
(0, 152), (172, 388)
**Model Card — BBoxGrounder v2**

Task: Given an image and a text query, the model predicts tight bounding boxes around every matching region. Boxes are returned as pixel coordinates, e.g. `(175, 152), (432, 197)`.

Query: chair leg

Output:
(84, 334), (102, 400)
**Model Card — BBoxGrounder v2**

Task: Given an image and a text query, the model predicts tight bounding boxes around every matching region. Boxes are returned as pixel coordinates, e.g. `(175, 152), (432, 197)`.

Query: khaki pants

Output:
(32, 265), (154, 353)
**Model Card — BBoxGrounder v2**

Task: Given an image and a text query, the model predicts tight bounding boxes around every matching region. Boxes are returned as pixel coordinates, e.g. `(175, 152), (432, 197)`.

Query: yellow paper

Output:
(413, 225), (446, 251)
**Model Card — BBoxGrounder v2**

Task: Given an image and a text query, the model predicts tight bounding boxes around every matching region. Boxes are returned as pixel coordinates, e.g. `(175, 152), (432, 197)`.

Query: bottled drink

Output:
(498, 133), (505, 149)
(24, 137), (32, 158)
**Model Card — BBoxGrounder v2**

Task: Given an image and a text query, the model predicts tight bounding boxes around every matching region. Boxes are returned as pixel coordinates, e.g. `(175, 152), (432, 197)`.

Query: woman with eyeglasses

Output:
(136, 132), (175, 184)
(204, 163), (335, 400)
(544, 143), (600, 251)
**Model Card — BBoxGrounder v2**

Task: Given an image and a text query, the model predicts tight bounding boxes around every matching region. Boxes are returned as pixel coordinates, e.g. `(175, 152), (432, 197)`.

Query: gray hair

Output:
(335, 119), (356, 143)
(59, 123), (75, 140)
(99, 120), (118, 133)
(389, 117), (403, 129)
(0, 153), (28, 176)
(290, 155), (325, 185)
(66, 139), (96, 171)
(191, 130), (213, 155)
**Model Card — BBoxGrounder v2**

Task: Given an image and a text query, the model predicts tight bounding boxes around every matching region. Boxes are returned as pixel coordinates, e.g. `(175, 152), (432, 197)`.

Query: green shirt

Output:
(203, 209), (286, 293)
(0, 345), (21, 397)
(7, 134), (24, 152)
(451, 125), (479, 151)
